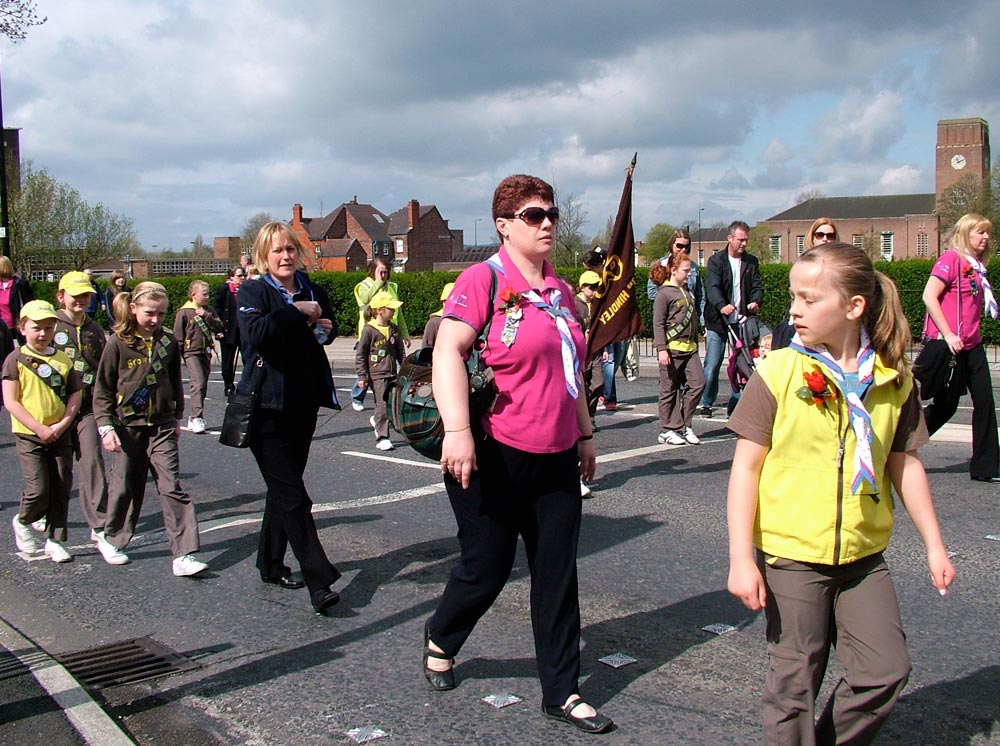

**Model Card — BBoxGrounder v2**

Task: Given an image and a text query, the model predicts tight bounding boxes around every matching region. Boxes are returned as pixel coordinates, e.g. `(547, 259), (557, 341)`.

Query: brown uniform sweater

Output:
(93, 328), (184, 428)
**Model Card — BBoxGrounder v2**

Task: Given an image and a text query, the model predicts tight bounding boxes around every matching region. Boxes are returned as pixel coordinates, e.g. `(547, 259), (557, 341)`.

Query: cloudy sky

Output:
(3, 0), (999, 252)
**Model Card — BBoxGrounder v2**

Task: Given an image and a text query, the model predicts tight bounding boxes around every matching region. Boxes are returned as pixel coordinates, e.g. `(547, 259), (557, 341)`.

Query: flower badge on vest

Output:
(797, 369), (836, 409)
(962, 262), (980, 298)
(499, 287), (523, 348)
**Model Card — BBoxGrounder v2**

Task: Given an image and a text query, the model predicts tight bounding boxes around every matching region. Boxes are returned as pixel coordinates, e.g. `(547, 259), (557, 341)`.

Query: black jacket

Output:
(213, 280), (241, 345)
(703, 250), (764, 336)
(236, 272), (339, 412)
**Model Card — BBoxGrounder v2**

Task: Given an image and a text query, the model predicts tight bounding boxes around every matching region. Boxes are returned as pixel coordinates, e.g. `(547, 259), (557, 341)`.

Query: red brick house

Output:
(289, 198), (463, 273)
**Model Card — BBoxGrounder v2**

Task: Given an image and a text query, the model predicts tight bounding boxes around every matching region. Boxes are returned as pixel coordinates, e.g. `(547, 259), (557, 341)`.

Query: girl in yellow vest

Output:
(726, 243), (955, 745)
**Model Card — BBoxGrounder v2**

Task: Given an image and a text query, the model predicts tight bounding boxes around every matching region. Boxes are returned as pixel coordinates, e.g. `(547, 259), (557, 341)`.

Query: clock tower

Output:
(935, 117), (990, 202)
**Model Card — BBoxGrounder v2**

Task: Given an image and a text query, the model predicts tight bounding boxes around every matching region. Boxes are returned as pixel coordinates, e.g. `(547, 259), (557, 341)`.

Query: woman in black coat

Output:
(213, 266), (244, 395)
(236, 222), (341, 614)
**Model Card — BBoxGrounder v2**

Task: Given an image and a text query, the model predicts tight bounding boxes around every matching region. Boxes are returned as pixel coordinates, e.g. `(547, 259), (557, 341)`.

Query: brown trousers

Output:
(658, 349), (706, 431)
(73, 410), (108, 531)
(371, 377), (391, 440)
(183, 353), (211, 419)
(103, 421), (200, 557)
(760, 551), (911, 746)
(15, 434), (73, 542)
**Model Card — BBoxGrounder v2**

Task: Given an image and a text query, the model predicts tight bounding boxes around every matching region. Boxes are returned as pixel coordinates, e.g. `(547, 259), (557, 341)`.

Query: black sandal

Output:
(423, 621), (455, 691)
(542, 699), (613, 734)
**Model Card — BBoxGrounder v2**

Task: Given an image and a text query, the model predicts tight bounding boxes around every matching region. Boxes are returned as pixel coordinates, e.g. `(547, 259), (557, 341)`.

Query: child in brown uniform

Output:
(2, 300), (83, 562)
(356, 290), (405, 451)
(173, 279), (223, 434)
(53, 271), (109, 541)
(93, 282), (208, 577)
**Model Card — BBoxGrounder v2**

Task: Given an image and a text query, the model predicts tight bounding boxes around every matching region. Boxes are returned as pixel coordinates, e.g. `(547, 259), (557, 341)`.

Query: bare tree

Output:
(0, 0), (46, 41)
(591, 215), (614, 250)
(937, 173), (992, 231)
(552, 191), (587, 266)
(241, 211), (275, 254)
(793, 188), (826, 205)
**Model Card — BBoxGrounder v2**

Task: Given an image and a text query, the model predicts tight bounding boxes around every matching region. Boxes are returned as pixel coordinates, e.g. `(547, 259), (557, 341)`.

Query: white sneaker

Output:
(44, 539), (72, 563)
(12, 515), (38, 553)
(96, 535), (130, 565)
(351, 400), (365, 412)
(657, 430), (686, 446)
(172, 554), (208, 577)
(188, 417), (207, 434)
(683, 427), (701, 445)
(90, 529), (103, 542)
(31, 518), (47, 533)
(580, 480), (593, 498)
(375, 438), (394, 451)
(369, 415), (379, 435)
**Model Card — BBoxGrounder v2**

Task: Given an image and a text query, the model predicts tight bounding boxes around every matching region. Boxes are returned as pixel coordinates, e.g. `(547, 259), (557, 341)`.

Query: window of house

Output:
(316, 245), (321, 257)
(852, 234), (864, 249)
(917, 232), (929, 258)
(880, 232), (893, 260)
(769, 235), (781, 261)
(796, 235), (805, 256)
(382, 245), (389, 256)
(396, 238), (404, 254)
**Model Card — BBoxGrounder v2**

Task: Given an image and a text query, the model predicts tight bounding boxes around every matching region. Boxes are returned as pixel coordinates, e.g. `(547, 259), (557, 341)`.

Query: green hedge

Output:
(27, 257), (1000, 344)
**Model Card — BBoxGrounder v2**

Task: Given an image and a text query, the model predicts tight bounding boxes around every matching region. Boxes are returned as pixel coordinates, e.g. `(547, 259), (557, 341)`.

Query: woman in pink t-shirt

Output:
(422, 174), (611, 734)
(922, 212), (998, 482)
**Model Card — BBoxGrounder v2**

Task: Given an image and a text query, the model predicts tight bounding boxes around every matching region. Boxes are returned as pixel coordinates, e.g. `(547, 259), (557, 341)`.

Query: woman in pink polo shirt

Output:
(922, 212), (999, 482)
(421, 175), (611, 734)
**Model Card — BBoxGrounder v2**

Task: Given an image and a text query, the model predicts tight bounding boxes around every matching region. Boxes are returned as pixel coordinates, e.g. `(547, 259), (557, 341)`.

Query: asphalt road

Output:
(1, 343), (998, 745)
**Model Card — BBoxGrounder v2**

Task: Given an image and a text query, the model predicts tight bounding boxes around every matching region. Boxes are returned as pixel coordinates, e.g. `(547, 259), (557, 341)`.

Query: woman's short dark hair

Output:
(492, 175), (555, 240)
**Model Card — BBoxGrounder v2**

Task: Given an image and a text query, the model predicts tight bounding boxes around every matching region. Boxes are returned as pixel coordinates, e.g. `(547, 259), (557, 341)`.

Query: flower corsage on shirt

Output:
(797, 368), (837, 409)
(499, 287), (523, 347)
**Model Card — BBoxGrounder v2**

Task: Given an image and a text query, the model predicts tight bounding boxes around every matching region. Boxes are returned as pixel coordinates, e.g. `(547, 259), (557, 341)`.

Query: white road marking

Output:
(340, 450), (441, 469)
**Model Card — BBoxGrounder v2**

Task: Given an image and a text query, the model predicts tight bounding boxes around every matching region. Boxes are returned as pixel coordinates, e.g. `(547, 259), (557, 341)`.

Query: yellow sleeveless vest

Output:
(754, 348), (913, 565)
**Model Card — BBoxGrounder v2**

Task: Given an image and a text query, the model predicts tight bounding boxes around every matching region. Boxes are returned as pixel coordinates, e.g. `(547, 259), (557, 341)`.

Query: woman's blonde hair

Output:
(796, 243), (910, 380)
(947, 213), (993, 262)
(187, 279), (209, 298)
(0, 255), (13, 279)
(112, 281), (169, 345)
(252, 222), (307, 276)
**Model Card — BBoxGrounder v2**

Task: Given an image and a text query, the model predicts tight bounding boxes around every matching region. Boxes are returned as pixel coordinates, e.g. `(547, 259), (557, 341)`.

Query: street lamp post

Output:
(474, 218), (482, 249)
(698, 208), (704, 263)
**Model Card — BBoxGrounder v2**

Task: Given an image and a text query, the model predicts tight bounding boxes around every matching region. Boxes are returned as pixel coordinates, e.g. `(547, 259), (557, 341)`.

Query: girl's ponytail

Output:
(111, 290), (136, 340)
(867, 271), (910, 379)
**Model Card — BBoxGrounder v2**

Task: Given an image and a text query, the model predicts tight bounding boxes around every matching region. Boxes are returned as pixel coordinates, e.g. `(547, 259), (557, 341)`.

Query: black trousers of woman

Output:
(923, 342), (1000, 480)
(250, 407), (341, 592)
(220, 342), (239, 394)
(428, 435), (583, 706)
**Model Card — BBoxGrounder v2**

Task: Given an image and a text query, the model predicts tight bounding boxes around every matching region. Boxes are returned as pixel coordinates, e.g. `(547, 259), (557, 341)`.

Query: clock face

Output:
(951, 154), (967, 170)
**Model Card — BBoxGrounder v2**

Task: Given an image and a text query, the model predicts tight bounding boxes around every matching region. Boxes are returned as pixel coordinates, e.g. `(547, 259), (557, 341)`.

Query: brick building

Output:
(757, 117), (990, 262)
(289, 198), (463, 273)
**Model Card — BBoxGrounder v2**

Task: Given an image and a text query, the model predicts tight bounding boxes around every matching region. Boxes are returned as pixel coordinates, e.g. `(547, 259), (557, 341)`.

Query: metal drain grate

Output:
(54, 636), (200, 690)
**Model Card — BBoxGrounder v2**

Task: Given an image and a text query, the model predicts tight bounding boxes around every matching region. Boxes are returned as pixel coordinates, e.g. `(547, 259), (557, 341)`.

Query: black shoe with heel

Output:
(423, 621), (455, 691)
(542, 699), (613, 734)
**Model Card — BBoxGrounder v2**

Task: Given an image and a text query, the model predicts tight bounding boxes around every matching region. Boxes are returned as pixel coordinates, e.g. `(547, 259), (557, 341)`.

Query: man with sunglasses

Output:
(701, 220), (763, 417)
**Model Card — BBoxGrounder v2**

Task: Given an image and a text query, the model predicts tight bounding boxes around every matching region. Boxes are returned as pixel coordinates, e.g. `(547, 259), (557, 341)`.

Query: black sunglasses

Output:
(813, 231), (836, 240)
(509, 207), (560, 226)
(674, 242), (691, 251)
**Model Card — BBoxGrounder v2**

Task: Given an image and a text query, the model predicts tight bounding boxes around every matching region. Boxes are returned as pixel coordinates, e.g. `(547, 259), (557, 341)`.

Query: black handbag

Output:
(219, 357), (263, 448)
(913, 339), (956, 401)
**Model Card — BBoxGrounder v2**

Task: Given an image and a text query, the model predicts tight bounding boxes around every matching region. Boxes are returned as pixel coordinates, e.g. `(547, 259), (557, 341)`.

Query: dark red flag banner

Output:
(585, 153), (642, 364)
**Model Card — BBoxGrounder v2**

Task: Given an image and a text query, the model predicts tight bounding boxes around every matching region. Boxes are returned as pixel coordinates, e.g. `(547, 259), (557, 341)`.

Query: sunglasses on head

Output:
(509, 206), (560, 226)
(814, 231), (836, 240)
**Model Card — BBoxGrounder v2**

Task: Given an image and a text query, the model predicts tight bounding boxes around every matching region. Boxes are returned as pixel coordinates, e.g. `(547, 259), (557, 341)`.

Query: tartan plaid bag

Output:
(389, 265), (497, 460)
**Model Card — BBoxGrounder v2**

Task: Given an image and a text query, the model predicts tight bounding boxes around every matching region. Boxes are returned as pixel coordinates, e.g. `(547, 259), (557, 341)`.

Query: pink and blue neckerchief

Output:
(487, 254), (580, 399)
(789, 328), (877, 494)
(965, 253), (998, 319)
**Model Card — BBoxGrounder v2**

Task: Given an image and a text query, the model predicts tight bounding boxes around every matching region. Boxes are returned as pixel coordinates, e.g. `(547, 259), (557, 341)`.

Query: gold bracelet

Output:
(445, 425), (471, 433)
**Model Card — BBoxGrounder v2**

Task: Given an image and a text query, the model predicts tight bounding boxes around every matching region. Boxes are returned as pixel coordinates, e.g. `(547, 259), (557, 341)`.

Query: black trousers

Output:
(250, 407), (340, 592)
(220, 341), (239, 392)
(428, 435), (583, 706)
(923, 342), (999, 480)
